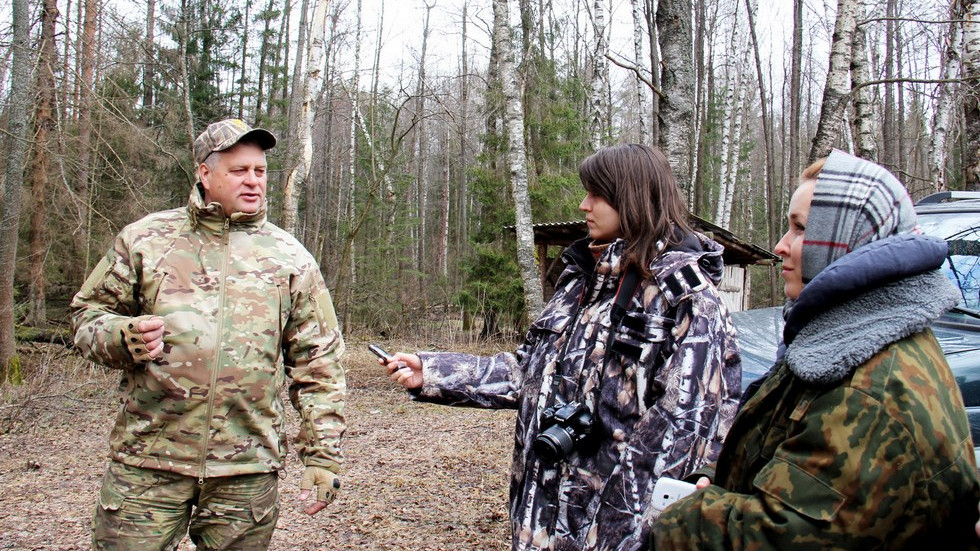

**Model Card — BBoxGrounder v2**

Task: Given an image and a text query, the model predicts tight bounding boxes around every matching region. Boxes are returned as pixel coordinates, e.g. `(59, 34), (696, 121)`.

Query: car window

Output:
(917, 211), (980, 311)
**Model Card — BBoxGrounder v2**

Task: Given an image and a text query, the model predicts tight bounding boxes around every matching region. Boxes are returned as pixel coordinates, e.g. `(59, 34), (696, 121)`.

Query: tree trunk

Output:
(0, 0), (32, 380)
(630, 0), (649, 144)
(143, 0), (155, 110)
(714, 4), (743, 228)
(930, 0), (963, 191)
(964, 0), (980, 190)
(439, 125), (451, 279)
(413, 1), (434, 298)
(657, 0), (696, 197)
(788, 0), (803, 187)
(851, 0), (876, 160)
(179, 0), (195, 148)
(279, 0), (310, 231)
(457, 1), (470, 272)
(645, 0), (661, 145)
(26, 0), (60, 327)
(743, 0), (778, 305)
(495, 0), (544, 321)
(346, 0), (363, 294)
(71, 0), (99, 285)
(881, 0), (897, 170)
(237, 0), (251, 119)
(809, 0), (858, 163)
(589, 0), (609, 149)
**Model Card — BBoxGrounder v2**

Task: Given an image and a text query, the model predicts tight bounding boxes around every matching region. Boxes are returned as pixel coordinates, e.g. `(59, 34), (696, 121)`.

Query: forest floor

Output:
(0, 338), (515, 550)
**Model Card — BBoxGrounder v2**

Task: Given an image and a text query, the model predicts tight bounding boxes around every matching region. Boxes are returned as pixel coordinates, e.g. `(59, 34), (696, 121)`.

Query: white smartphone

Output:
(651, 477), (697, 512)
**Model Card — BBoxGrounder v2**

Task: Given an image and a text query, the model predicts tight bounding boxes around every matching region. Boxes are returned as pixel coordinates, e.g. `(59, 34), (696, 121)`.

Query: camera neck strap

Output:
(548, 263), (643, 401)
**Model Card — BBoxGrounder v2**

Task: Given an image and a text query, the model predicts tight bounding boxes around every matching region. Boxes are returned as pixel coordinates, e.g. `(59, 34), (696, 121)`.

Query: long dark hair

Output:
(578, 143), (693, 276)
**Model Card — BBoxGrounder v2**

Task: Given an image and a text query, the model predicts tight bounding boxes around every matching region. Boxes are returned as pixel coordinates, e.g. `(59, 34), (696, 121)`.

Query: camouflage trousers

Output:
(92, 461), (279, 551)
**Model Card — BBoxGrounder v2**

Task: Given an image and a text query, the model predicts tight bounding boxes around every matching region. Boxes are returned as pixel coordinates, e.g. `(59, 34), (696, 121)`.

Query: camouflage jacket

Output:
(414, 235), (742, 551)
(653, 236), (980, 550)
(71, 185), (346, 479)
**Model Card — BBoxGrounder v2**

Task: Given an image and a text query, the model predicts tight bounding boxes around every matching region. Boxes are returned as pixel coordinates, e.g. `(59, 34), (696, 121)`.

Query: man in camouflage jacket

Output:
(401, 233), (741, 551)
(71, 119), (346, 550)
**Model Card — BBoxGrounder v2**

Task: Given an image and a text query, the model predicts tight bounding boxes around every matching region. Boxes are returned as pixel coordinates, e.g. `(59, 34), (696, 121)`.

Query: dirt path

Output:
(0, 341), (514, 550)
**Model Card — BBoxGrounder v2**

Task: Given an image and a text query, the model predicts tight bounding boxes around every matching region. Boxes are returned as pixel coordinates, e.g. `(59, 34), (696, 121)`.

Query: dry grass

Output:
(0, 338), (518, 550)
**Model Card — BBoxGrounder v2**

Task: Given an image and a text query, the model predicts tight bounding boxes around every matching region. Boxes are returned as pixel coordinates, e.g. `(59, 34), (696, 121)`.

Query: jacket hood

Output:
(782, 234), (958, 385)
(561, 229), (724, 287)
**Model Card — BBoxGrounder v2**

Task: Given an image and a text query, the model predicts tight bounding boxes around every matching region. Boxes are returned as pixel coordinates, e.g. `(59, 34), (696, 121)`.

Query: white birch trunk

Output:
(590, 0), (609, 150)
(929, 2), (963, 192)
(809, 0), (858, 163)
(630, 0), (650, 144)
(495, 0), (544, 320)
(851, 0), (876, 160)
(963, 0), (980, 189)
(714, 4), (743, 229)
(346, 0), (363, 285)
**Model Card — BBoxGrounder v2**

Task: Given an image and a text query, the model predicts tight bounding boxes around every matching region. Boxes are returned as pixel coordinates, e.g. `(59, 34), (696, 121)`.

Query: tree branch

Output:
(605, 53), (665, 99)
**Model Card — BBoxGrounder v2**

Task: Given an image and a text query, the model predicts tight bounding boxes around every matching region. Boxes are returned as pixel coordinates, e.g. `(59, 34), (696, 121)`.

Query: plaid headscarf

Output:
(801, 149), (917, 283)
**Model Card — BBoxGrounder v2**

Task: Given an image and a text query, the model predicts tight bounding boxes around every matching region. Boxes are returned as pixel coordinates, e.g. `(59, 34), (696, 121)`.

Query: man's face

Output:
(199, 142), (268, 216)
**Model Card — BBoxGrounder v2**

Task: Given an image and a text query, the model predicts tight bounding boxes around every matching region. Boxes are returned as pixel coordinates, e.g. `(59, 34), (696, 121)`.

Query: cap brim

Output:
(218, 128), (277, 153)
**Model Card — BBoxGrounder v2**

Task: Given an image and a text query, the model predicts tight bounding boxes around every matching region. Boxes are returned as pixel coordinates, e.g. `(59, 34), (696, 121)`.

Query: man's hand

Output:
(121, 316), (165, 362)
(299, 466), (340, 516)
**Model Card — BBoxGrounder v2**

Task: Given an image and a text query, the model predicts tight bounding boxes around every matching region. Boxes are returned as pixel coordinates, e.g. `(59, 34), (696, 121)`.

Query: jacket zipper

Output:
(199, 218), (231, 484)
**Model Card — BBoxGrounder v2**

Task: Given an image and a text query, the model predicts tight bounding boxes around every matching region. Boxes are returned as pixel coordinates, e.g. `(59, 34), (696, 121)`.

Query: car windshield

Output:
(917, 211), (980, 313)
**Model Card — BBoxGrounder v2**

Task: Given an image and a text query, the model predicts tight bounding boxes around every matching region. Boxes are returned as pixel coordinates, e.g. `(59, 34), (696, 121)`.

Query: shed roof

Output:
(513, 215), (778, 266)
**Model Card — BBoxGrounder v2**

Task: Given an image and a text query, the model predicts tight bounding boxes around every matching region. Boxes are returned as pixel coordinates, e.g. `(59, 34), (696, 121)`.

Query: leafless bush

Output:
(0, 344), (115, 434)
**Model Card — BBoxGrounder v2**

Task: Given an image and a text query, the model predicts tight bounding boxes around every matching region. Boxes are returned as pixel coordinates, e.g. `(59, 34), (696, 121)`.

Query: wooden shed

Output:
(516, 216), (778, 312)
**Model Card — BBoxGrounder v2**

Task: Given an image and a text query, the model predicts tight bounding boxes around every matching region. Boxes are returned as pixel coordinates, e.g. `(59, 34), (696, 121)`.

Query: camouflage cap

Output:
(194, 119), (277, 165)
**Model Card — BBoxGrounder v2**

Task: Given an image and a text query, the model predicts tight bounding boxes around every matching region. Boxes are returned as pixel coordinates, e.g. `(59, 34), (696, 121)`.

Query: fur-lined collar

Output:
(784, 270), (958, 385)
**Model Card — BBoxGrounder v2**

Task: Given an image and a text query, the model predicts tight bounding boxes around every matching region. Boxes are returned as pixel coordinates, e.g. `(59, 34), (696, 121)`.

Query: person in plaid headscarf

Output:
(653, 150), (980, 550)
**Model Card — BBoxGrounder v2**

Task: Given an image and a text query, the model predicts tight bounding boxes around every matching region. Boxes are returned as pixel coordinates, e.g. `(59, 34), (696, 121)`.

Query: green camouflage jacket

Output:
(653, 237), (980, 550)
(71, 185), (346, 479)
(654, 332), (979, 550)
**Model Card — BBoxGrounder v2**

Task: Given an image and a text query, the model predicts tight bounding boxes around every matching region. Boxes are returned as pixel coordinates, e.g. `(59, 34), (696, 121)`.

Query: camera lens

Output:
(534, 425), (575, 463)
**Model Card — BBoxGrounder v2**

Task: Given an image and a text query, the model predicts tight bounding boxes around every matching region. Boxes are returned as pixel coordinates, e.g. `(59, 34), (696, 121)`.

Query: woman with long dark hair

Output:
(382, 144), (742, 551)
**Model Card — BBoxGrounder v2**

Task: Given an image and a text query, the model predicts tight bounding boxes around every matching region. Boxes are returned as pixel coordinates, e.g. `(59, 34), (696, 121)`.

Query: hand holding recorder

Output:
(369, 344), (424, 389)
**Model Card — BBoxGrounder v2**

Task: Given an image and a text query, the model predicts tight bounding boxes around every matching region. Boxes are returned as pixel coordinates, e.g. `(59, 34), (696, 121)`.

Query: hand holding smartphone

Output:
(651, 477), (697, 513)
(368, 344), (391, 360)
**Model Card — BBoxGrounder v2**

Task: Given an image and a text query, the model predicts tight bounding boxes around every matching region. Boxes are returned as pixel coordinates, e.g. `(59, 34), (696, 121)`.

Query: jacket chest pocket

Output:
(605, 311), (673, 413)
(608, 311), (672, 365)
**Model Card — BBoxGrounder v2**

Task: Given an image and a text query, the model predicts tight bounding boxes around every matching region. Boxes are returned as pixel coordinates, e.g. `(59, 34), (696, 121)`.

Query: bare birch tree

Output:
(589, 0), (609, 149)
(714, 2), (745, 229)
(495, 0), (544, 320)
(630, 0), (650, 144)
(657, 0), (696, 195)
(346, 0), (364, 287)
(964, 0), (980, 190)
(281, 0), (324, 234)
(930, 0), (964, 191)
(0, 0), (32, 379)
(851, 1), (876, 160)
(809, 0), (858, 163)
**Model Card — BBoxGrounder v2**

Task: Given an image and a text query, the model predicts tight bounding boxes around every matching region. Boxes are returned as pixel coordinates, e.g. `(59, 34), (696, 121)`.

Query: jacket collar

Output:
(781, 234), (958, 385)
(187, 182), (266, 232)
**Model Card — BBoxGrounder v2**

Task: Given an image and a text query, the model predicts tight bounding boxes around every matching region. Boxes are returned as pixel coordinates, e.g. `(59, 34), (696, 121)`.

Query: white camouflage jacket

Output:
(413, 234), (742, 551)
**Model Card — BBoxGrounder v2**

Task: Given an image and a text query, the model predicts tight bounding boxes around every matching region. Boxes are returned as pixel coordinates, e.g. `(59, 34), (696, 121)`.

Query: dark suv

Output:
(732, 190), (980, 460)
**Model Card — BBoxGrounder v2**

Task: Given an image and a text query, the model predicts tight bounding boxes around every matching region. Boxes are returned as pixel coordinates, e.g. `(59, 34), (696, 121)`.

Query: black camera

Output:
(533, 401), (593, 463)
